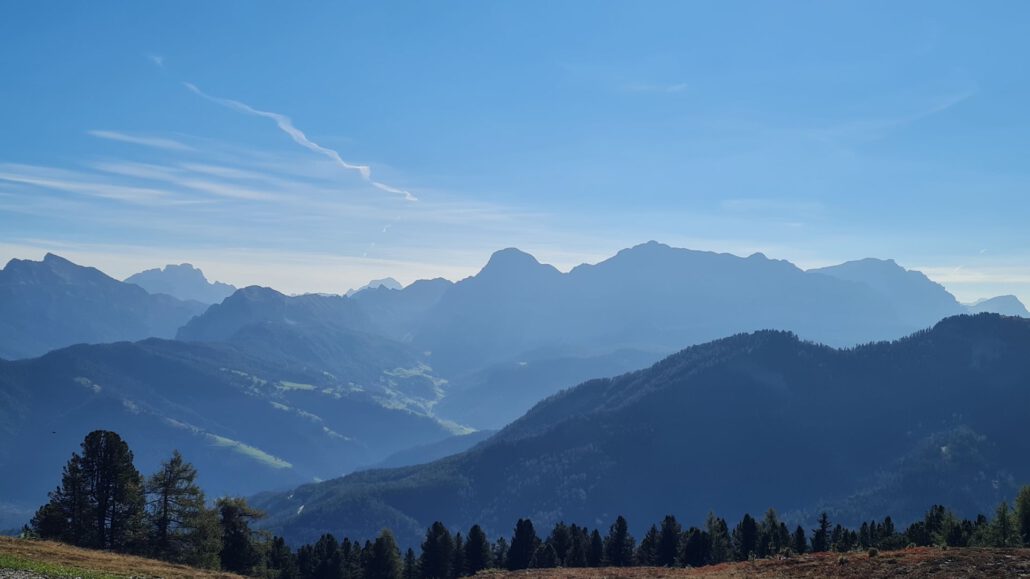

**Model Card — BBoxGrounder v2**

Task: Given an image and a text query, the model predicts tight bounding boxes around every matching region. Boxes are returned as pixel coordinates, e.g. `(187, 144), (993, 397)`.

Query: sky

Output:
(2, 1), (1029, 302)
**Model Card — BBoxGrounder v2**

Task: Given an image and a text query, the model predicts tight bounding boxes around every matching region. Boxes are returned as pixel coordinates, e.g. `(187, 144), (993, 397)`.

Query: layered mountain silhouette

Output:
(0, 337), (457, 530)
(345, 277), (403, 297)
(0, 254), (206, 360)
(968, 295), (1030, 317)
(254, 314), (1030, 548)
(125, 263), (236, 304)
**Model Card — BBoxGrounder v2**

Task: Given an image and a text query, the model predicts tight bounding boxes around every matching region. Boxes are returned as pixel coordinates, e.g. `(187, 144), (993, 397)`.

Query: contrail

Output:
(183, 82), (416, 202)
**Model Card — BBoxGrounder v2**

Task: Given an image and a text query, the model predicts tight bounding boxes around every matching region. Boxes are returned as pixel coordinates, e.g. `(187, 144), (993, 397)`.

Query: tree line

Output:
(26, 431), (1030, 578)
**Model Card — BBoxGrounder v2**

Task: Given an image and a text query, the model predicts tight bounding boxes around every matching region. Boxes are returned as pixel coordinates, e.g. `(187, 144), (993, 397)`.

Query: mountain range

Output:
(125, 263), (237, 304)
(0, 254), (206, 360)
(253, 313), (1030, 548)
(2, 243), (1027, 533)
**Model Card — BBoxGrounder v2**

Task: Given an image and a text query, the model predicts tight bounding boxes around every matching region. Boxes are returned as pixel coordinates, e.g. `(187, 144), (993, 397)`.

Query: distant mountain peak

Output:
(346, 277), (403, 297)
(968, 295), (1030, 317)
(478, 248), (559, 279)
(125, 263), (235, 304)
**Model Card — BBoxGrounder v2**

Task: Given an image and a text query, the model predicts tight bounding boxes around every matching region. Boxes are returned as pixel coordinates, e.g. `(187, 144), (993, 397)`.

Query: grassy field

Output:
(0, 536), (243, 578)
(476, 547), (1030, 578)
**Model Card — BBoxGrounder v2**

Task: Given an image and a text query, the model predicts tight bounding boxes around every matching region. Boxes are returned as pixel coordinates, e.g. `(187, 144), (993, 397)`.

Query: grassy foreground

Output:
(0, 536), (243, 578)
(476, 547), (1030, 578)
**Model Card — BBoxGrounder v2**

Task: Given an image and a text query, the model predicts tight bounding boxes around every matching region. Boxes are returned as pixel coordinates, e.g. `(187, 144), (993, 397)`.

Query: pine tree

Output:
(366, 529), (403, 579)
(706, 513), (732, 564)
(492, 537), (509, 570)
(145, 450), (218, 566)
(587, 529), (604, 567)
(465, 524), (492, 574)
(990, 501), (1019, 547)
(217, 496), (264, 575)
(791, 525), (807, 554)
(32, 431), (144, 551)
(507, 519), (540, 570)
(635, 524), (659, 566)
(680, 527), (710, 568)
(732, 513), (758, 561)
(31, 453), (94, 545)
(603, 516), (635, 567)
(419, 522), (454, 579)
(530, 543), (558, 568)
(757, 509), (785, 557)
(1015, 485), (1030, 547)
(811, 512), (831, 552)
(266, 535), (299, 579)
(546, 521), (572, 566)
(656, 515), (682, 567)
(451, 532), (466, 578)
(566, 524), (589, 567)
(403, 547), (419, 579)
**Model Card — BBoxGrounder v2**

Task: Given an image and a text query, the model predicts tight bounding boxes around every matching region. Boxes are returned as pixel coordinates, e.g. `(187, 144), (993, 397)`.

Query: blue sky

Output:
(2, 1), (1029, 301)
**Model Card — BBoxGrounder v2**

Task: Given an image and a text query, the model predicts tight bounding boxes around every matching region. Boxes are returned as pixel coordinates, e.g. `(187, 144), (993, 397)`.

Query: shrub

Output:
(867, 548), (879, 558)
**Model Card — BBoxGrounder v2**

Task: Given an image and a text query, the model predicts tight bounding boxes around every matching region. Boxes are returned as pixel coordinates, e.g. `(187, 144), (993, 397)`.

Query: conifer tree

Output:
(680, 527), (710, 567)
(266, 535), (299, 579)
(1016, 485), (1030, 547)
(216, 496), (264, 575)
(366, 529), (403, 579)
(587, 529), (604, 567)
(403, 547), (419, 579)
(603, 515), (635, 567)
(145, 450), (219, 566)
(732, 513), (758, 560)
(420, 522), (454, 579)
(656, 515), (682, 567)
(465, 524), (492, 575)
(810, 512), (831, 552)
(530, 543), (558, 568)
(492, 537), (509, 570)
(451, 532), (466, 578)
(706, 513), (732, 564)
(565, 524), (588, 567)
(32, 431), (144, 551)
(791, 525), (807, 554)
(990, 501), (1019, 547)
(507, 518), (540, 570)
(635, 524), (659, 566)
(546, 521), (572, 566)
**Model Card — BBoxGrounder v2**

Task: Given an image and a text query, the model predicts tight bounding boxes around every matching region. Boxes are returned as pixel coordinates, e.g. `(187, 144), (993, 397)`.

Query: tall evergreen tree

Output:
(419, 522), (454, 579)
(266, 535), (299, 579)
(465, 524), (492, 575)
(990, 501), (1019, 547)
(680, 527), (710, 568)
(1015, 485), (1030, 547)
(706, 513), (732, 564)
(403, 547), (419, 579)
(492, 537), (509, 570)
(31, 431), (144, 551)
(366, 529), (403, 579)
(635, 524), (659, 566)
(656, 515), (682, 567)
(530, 543), (558, 568)
(732, 513), (758, 561)
(145, 450), (219, 566)
(792, 525), (807, 554)
(587, 529), (604, 567)
(451, 532), (466, 578)
(565, 524), (588, 568)
(546, 521), (572, 566)
(603, 516), (635, 567)
(217, 496), (264, 575)
(507, 518), (540, 570)
(811, 512), (831, 553)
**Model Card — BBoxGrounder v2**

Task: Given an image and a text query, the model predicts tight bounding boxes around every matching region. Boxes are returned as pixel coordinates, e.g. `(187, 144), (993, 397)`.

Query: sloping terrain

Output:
(0, 338), (455, 530)
(0, 536), (241, 578)
(254, 314), (1030, 547)
(0, 254), (206, 360)
(475, 548), (1030, 578)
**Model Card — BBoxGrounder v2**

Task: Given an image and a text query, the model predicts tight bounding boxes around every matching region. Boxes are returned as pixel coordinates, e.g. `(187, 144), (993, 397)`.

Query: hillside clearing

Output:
(476, 547), (1030, 578)
(0, 536), (242, 579)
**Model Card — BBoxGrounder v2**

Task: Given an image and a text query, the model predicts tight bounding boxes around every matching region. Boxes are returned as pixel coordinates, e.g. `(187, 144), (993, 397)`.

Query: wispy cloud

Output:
(88, 130), (193, 151)
(146, 53), (164, 68)
(183, 82), (417, 202)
